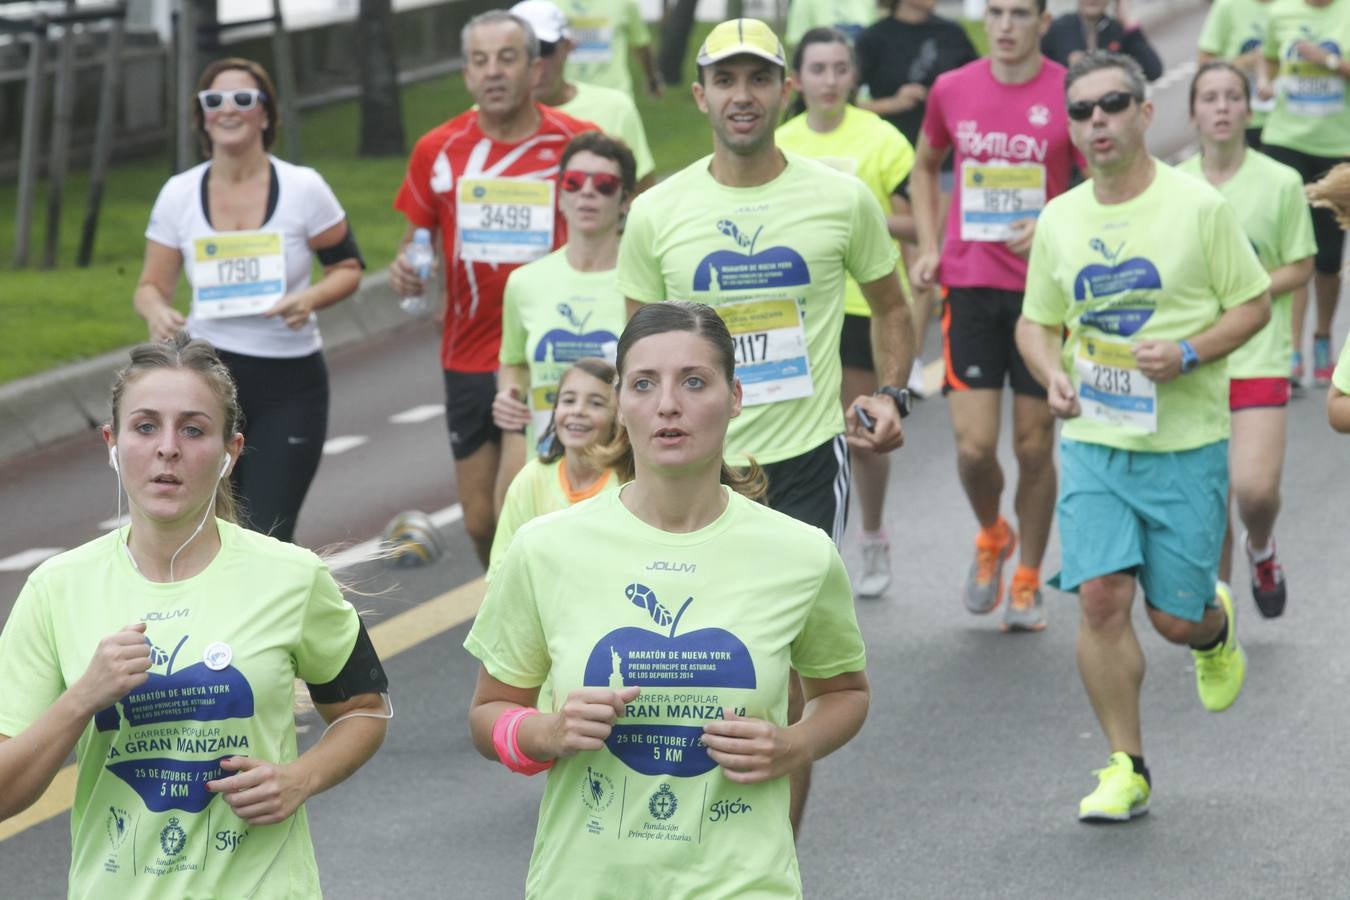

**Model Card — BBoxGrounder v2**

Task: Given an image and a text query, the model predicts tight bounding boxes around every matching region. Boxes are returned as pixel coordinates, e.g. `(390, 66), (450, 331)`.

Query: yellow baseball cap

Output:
(696, 18), (786, 68)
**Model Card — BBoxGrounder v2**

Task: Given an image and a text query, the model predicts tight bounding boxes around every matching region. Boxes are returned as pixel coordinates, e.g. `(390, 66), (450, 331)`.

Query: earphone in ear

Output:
(219, 454), (232, 478)
(108, 446), (119, 474)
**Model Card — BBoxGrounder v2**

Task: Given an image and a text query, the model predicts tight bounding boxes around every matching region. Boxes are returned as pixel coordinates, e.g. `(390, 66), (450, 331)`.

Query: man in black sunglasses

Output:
(1015, 51), (1272, 824)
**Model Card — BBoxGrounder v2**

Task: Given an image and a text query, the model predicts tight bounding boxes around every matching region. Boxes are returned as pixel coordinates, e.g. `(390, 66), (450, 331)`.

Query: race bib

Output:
(530, 383), (557, 447)
(960, 160), (1046, 242)
(1074, 337), (1157, 434)
(569, 17), (614, 63)
(457, 179), (555, 264)
(191, 230), (285, 319)
(716, 298), (814, 407)
(1282, 65), (1346, 117)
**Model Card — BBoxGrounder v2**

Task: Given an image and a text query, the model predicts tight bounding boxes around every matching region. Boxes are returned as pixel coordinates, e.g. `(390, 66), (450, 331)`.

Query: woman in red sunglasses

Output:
(492, 131), (638, 500)
(132, 57), (364, 545)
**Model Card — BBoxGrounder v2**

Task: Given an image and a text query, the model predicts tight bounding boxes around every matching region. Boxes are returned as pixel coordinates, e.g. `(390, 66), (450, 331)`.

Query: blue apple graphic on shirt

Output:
(692, 220), (811, 293)
(1073, 238), (1160, 336)
(95, 634), (256, 813)
(534, 302), (618, 364)
(583, 583), (756, 777)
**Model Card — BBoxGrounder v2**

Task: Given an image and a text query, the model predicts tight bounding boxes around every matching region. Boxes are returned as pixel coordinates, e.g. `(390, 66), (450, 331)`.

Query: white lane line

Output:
(0, 548), (64, 572)
(98, 515), (130, 530)
(322, 435), (369, 456)
(388, 404), (444, 424)
(324, 503), (464, 572)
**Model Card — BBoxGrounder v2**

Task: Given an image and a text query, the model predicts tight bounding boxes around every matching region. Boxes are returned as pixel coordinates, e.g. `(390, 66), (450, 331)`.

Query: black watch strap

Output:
(875, 385), (911, 418)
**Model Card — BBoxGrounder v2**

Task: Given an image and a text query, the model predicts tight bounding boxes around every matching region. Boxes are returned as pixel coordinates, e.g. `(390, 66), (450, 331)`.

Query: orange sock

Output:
(978, 517), (1010, 545)
(1011, 564), (1039, 589)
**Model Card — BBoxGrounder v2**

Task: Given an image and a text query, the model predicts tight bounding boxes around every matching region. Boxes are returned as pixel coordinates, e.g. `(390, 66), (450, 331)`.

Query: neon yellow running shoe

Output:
(1078, 752), (1150, 822)
(1193, 582), (1246, 712)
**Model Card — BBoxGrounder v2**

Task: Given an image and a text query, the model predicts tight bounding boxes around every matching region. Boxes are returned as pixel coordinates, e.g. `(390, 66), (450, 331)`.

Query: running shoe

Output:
(857, 536), (891, 599)
(1314, 335), (1333, 387)
(964, 522), (1016, 614)
(1193, 583), (1246, 712)
(1246, 537), (1287, 618)
(1291, 350), (1304, 387)
(1078, 752), (1150, 822)
(1002, 580), (1046, 632)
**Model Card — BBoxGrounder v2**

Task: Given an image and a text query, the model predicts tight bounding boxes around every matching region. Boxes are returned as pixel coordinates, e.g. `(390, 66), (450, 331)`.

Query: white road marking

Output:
(322, 435), (369, 456)
(0, 548), (64, 572)
(388, 404), (444, 424)
(98, 515), (130, 530)
(323, 503), (464, 571)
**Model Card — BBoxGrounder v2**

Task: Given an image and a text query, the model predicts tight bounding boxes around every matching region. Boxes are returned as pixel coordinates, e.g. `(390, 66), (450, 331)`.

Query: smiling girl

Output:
(488, 357), (623, 581)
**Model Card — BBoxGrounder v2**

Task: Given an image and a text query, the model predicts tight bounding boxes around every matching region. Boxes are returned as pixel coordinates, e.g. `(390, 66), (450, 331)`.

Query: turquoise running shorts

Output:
(1055, 438), (1228, 622)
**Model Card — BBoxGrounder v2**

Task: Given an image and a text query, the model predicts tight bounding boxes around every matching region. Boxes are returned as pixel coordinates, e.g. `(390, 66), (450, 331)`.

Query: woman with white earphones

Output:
(0, 333), (389, 898)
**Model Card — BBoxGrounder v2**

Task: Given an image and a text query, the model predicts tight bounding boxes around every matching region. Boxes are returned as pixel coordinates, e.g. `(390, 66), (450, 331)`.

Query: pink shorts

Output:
(1230, 377), (1290, 411)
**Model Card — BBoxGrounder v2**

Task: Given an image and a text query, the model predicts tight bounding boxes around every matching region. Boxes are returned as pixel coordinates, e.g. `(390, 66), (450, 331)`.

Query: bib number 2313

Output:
(1074, 338), (1157, 433)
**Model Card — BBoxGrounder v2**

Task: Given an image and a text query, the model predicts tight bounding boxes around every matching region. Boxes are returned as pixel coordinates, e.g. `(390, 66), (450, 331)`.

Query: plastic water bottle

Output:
(400, 228), (434, 315)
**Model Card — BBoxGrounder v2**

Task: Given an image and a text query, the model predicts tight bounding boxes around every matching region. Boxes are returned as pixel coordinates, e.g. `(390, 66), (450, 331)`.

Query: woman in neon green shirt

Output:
(488, 357), (624, 582)
(1180, 61), (1315, 617)
(466, 302), (870, 898)
(0, 334), (388, 898)
(493, 132), (635, 508)
(777, 26), (915, 599)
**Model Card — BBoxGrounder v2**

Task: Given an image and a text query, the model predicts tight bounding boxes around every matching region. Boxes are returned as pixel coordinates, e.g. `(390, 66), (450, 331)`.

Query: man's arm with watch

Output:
(1132, 290), (1271, 383)
(849, 271), (916, 453)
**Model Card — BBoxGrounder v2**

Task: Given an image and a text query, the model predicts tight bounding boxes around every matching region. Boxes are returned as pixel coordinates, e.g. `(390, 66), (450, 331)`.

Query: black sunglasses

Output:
(1066, 90), (1137, 121)
(539, 40), (559, 57)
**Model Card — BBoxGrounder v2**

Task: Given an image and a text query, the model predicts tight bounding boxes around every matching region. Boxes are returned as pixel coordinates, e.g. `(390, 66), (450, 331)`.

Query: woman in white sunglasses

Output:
(133, 57), (364, 544)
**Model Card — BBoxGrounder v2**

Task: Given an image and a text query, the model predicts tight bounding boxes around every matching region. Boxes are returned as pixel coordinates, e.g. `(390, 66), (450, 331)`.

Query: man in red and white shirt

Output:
(392, 9), (596, 566)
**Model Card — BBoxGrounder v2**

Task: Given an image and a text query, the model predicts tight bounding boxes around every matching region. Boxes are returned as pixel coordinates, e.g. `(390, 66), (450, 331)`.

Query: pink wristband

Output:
(492, 707), (554, 776)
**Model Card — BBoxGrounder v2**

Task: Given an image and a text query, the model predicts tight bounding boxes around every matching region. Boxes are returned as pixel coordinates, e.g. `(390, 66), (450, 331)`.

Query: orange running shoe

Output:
(964, 521), (1016, 614)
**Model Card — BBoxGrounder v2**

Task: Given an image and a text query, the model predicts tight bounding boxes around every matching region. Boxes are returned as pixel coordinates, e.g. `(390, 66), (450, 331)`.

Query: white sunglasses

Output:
(198, 88), (267, 112)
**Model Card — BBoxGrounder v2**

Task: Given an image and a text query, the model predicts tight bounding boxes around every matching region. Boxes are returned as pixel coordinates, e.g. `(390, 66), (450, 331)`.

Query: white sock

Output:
(1246, 537), (1274, 562)
(862, 529), (888, 543)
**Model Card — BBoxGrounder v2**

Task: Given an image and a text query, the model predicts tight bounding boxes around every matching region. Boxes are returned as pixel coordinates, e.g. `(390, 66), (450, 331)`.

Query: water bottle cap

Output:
(413, 228), (432, 244)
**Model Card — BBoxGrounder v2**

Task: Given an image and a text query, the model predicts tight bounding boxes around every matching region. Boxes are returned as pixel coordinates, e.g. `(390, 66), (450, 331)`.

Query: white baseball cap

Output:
(511, 0), (570, 44)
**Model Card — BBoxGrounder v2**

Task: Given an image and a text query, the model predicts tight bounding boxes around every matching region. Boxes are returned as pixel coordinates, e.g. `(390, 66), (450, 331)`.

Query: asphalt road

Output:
(8, 8), (1350, 896)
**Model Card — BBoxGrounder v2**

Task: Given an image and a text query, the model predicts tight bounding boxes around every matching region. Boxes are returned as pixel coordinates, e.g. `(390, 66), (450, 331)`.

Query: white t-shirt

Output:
(145, 155), (347, 359)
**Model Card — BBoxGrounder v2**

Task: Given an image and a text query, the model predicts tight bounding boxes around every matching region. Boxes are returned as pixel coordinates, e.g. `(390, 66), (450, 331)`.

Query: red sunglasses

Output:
(560, 169), (622, 196)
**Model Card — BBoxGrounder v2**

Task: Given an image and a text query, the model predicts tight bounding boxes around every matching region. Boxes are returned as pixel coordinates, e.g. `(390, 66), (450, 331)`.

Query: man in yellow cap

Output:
(617, 17), (915, 835)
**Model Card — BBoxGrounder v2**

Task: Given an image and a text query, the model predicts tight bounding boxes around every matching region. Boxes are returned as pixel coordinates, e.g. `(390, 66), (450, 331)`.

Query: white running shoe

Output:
(857, 537), (891, 598)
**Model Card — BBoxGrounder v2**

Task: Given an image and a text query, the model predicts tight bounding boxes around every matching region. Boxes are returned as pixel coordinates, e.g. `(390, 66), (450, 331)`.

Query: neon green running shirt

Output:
(500, 247), (627, 449)
(1199, 0), (1277, 128)
(1261, 0), (1350, 156)
(465, 487), (865, 899)
(1023, 161), (1271, 451)
(0, 521), (361, 900)
(557, 81), (656, 180)
(557, 0), (651, 96)
(1177, 150), (1315, 378)
(618, 152), (899, 465)
(776, 105), (914, 317)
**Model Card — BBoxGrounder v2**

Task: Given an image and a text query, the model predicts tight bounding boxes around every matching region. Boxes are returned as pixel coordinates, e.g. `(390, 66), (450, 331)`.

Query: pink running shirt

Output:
(922, 57), (1079, 292)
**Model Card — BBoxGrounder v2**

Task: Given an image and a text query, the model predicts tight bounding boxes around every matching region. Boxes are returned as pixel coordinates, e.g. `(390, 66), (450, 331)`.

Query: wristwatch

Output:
(875, 385), (912, 418)
(1179, 340), (1200, 374)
